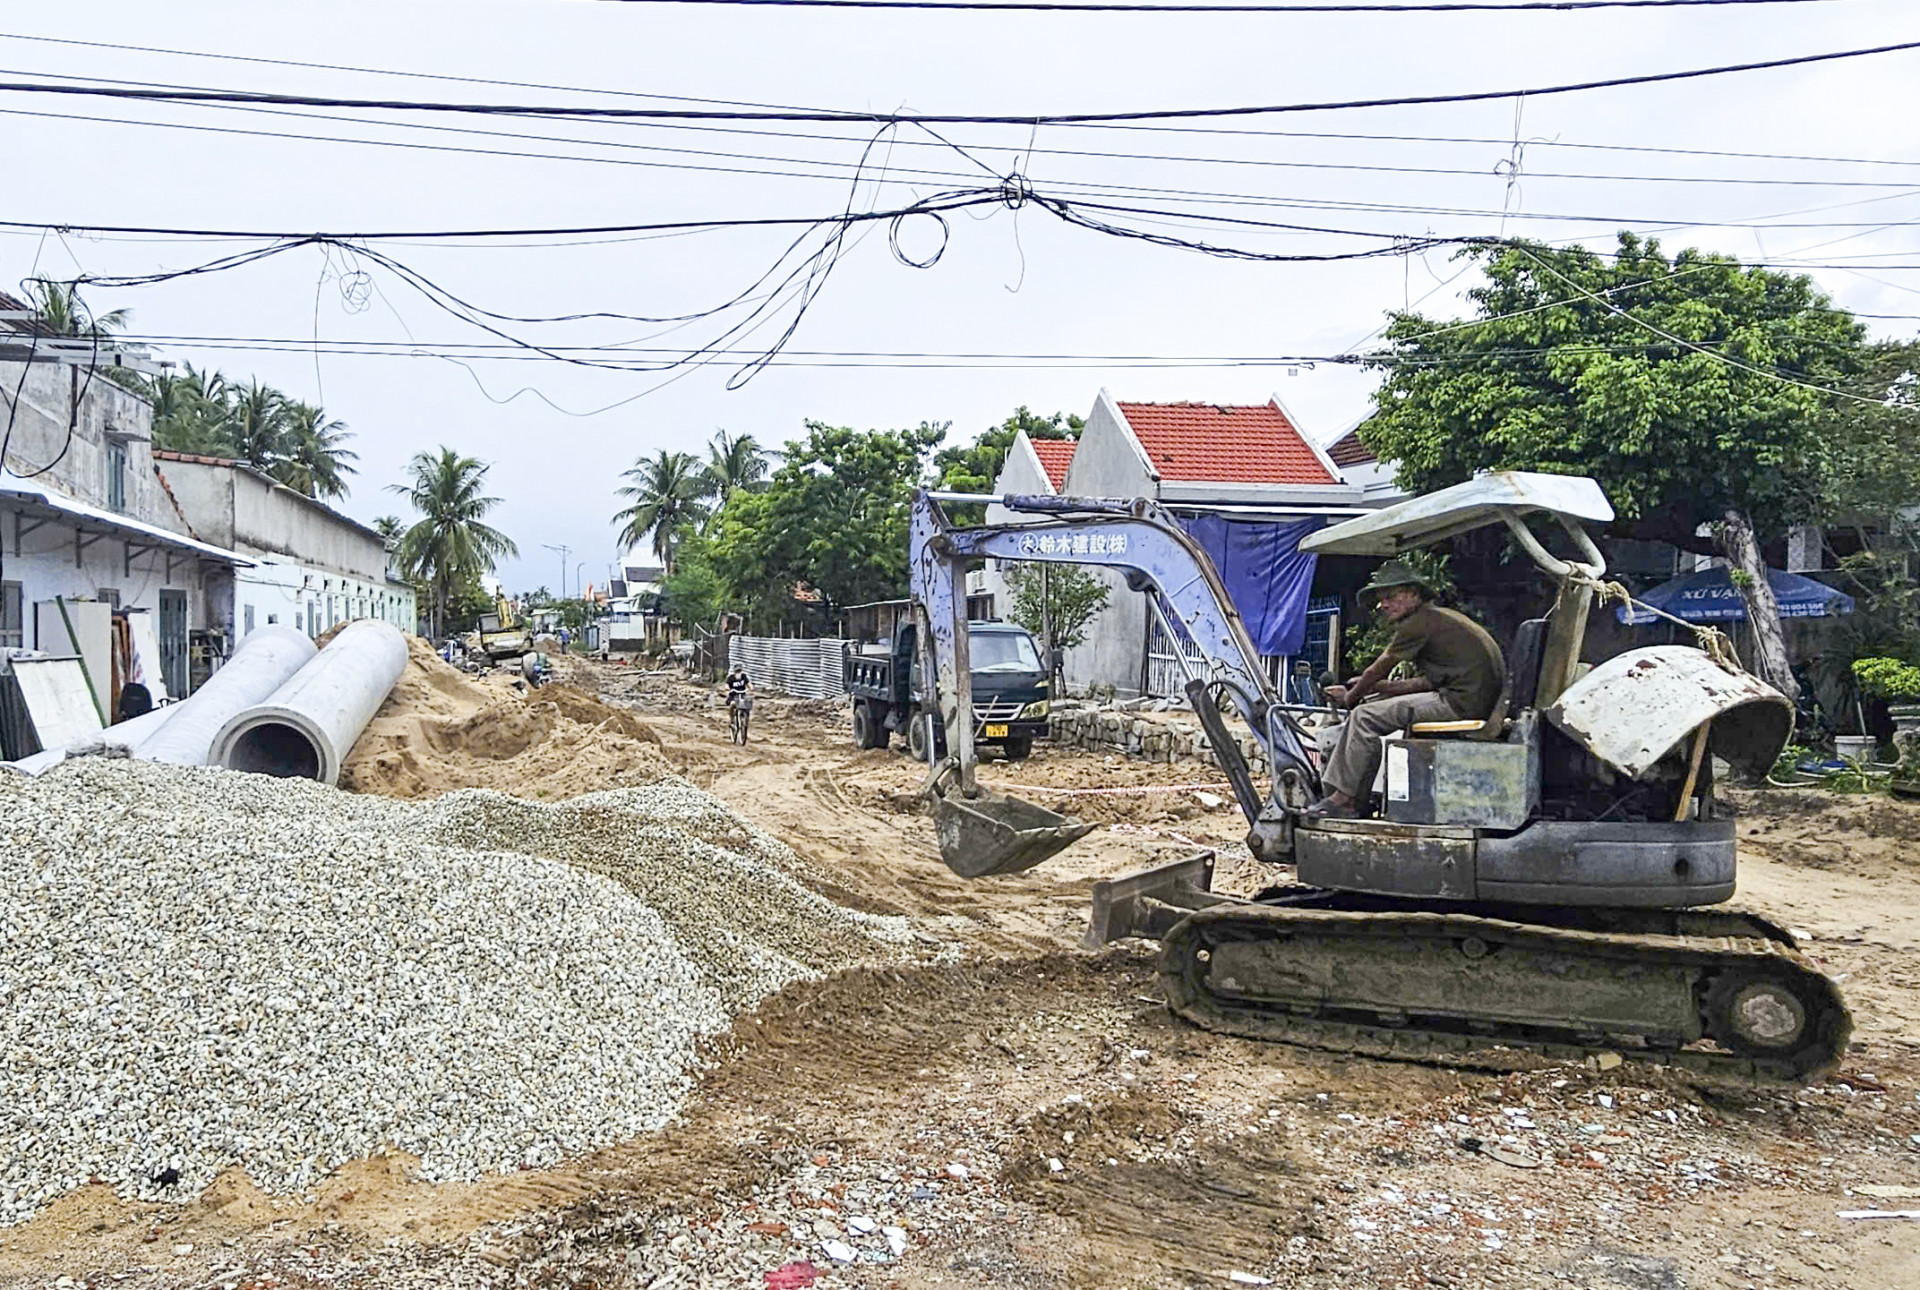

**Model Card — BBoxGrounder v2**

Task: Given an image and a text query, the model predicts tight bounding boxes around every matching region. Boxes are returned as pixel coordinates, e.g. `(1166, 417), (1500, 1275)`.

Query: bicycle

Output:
(728, 694), (753, 744)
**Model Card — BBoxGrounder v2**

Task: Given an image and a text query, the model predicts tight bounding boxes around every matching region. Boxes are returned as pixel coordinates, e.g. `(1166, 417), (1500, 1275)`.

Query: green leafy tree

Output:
(388, 448), (518, 639)
(1813, 341), (1920, 664)
(705, 490), (798, 629)
(1004, 564), (1111, 671)
(661, 531), (727, 631)
(760, 420), (946, 610)
(935, 406), (1083, 495)
(1361, 234), (1870, 701)
(613, 449), (710, 572)
(703, 430), (770, 503)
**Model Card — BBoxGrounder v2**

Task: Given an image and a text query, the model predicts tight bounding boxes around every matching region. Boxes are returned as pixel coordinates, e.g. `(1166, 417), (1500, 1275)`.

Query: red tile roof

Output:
(1326, 429), (1377, 468)
(1116, 400), (1336, 486)
(1028, 437), (1077, 490)
(152, 449), (241, 467)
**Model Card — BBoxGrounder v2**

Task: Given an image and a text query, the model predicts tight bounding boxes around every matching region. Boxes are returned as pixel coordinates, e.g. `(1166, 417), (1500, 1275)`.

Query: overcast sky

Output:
(5, 0), (1917, 593)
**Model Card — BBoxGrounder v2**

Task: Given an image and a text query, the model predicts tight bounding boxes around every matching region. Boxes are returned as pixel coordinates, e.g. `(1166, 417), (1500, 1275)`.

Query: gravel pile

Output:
(0, 759), (909, 1225)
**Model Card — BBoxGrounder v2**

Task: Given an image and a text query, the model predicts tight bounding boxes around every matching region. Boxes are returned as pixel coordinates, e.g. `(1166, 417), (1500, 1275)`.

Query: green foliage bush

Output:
(1852, 656), (1920, 701)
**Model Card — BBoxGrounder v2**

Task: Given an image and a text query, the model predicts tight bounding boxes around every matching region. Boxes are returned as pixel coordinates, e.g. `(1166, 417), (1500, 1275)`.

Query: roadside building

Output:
(1322, 421), (1409, 509)
(152, 452), (416, 643)
(998, 391), (1359, 699)
(1, 313), (247, 718)
(606, 557), (672, 653)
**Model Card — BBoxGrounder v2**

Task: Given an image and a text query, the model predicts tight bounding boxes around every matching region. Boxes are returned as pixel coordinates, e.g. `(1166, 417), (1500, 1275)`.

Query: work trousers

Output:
(1322, 692), (1459, 800)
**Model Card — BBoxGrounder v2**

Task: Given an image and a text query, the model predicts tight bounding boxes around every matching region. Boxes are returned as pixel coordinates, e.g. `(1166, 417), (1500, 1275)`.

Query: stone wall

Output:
(1049, 702), (1270, 777)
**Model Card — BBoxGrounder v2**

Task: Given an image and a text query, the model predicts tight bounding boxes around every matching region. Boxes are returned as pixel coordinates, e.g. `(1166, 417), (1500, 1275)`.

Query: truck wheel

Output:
(907, 714), (942, 763)
(1002, 736), (1033, 761)
(852, 702), (884, 750)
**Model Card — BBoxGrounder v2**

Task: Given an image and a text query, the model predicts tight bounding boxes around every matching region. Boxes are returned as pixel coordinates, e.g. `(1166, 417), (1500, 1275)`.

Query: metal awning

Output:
(0, 470), (253, 566)
(1300, 470), (1614, 556)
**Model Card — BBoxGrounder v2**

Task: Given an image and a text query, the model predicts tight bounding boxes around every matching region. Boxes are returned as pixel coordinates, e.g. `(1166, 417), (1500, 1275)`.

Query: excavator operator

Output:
(1305, 561), (1506, 820)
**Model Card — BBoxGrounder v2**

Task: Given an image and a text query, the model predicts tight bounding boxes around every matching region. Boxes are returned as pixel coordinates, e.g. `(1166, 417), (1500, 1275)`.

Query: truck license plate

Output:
(984, 724), (1009, 738)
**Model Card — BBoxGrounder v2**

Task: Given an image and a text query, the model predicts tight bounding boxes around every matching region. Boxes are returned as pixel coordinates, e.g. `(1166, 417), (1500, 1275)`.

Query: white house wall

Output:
(232, 558), (415, 641)
(4, 529), (223, 645)
(979, 431), (1060, 619)
(231, 472), (387, 582)
(1056, 394), (1157, 698)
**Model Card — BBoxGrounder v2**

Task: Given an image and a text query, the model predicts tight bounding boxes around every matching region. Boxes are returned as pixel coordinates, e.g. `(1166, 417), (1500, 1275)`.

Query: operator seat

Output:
(1408, 616), (1549, 741)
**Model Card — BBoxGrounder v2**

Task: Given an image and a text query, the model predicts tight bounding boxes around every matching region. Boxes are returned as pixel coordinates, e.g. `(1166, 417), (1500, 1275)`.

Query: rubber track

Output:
(1159, 903), (1852, 1085)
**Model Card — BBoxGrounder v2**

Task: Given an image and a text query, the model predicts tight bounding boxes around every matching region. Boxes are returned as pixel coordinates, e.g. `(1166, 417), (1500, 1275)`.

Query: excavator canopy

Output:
(1301, 471), (1614, 557)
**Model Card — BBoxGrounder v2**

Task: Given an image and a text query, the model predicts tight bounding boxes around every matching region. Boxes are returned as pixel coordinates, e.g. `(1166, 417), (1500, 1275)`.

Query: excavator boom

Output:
(909, 490), (1320, 876)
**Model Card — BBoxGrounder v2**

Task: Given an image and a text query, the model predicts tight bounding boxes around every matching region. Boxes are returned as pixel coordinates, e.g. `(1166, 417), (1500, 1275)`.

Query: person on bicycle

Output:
(725, 665), (753, 741)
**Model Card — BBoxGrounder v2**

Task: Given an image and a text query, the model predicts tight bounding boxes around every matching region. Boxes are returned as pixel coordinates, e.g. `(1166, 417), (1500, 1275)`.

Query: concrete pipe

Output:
(211, 619), (408, 785)
(134, 625), (320, 767)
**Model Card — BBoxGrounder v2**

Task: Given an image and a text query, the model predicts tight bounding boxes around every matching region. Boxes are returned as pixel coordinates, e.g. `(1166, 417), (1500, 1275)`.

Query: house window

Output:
(106, 441), (128, 512)
(243, 604), (255, 635)
(96, 588), (120, 609)
(0, 581), (21, 649)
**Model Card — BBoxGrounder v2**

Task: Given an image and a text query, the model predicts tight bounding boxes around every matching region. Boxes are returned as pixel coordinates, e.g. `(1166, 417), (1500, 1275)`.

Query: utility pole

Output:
(542, 543), (571, 601)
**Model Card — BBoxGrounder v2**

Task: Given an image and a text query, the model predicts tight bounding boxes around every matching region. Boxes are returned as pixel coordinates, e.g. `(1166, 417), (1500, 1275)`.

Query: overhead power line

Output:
(1, 37), (1917, 124)
(15, 98), (1920, 193)
(12, 31), (1920, 173)
(575, 0), (1854, 9)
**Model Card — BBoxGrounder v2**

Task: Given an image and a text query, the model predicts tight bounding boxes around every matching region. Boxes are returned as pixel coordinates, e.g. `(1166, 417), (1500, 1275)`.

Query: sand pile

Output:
(340, 636), (672, 800)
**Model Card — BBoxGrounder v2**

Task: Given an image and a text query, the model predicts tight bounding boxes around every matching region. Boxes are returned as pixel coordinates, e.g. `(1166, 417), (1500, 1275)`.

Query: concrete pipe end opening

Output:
(217, 711), (335, 784)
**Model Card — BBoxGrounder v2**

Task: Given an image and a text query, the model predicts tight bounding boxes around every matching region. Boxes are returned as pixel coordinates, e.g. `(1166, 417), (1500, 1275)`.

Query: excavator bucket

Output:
(933, 785), (1097, 878)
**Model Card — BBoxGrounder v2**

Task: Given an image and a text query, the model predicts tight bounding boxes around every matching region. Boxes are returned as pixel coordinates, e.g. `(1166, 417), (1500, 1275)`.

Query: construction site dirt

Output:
(4, 659), (1918, 1290)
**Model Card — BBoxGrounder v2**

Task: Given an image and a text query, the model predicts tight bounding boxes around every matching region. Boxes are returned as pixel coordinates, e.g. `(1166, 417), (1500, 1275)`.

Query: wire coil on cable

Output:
(888, 209), (949, 269)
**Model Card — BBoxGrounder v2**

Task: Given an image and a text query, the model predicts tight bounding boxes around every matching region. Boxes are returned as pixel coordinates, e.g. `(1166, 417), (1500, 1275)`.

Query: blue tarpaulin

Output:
(1177, 514), (1323, 656)
(1617, 566), (1855, 625)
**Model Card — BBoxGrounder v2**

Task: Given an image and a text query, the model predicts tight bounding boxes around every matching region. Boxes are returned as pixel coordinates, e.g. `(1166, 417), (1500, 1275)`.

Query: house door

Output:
(158, 590), (189, 698)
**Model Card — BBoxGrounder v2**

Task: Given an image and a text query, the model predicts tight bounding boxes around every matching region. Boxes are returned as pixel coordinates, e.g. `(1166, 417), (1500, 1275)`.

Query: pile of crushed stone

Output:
(0, 758), (912, 1225)
(340, 635), (672, 800)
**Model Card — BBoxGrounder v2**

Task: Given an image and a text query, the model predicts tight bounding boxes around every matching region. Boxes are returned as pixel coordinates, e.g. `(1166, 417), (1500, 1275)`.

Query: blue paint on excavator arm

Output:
(908, 491), (1317, 804)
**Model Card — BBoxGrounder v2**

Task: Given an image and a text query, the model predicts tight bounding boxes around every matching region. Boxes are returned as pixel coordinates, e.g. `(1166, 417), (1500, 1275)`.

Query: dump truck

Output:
(905, 477), (1850, 1083)
(846, 619), (1050, 760)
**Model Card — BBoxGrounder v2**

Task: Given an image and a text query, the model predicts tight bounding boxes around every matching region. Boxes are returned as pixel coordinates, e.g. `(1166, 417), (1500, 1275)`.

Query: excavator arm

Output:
(909, 490), (1321, 876)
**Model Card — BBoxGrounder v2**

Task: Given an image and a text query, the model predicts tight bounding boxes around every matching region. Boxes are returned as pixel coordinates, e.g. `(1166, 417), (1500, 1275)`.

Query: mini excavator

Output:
(908, 473), (1850, 1082)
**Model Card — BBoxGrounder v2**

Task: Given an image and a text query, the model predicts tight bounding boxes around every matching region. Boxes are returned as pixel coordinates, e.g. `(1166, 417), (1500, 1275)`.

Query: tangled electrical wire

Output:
(42, 162), (1471, 399)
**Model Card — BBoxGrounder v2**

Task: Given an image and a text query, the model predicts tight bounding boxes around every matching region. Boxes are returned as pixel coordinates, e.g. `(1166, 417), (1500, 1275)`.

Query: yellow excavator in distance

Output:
(476, 594), (534, 665)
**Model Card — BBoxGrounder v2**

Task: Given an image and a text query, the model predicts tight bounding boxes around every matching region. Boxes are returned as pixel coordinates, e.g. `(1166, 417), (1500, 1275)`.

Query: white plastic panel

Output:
(1300, 471), (1614, 556)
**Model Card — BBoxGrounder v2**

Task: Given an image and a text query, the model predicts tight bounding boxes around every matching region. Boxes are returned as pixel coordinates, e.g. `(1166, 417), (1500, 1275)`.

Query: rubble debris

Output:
(0, 758), (908, 1225)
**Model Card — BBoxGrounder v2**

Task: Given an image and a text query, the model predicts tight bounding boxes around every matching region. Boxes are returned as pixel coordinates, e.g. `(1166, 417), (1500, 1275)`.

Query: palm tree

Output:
(225, 379), (286, 472)
(388, 448), (518, 639)
(613, 449), (709, 573)
(274, 401), (358, 500)
(145, 364), (235, 455)
(26, 280), (129, 337)
(704, 430), (769, 503)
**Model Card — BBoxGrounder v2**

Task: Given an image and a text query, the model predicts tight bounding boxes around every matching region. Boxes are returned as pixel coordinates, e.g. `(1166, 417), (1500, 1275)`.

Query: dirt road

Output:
(7, 662), (1918, 1290)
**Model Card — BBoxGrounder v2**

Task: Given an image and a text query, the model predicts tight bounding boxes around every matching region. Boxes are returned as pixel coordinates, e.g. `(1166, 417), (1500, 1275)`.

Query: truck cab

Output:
(846, 620), (1051, 759)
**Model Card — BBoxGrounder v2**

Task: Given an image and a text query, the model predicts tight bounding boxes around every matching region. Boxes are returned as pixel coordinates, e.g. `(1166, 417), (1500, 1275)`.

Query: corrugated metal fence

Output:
(728, 635), (849, 700)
